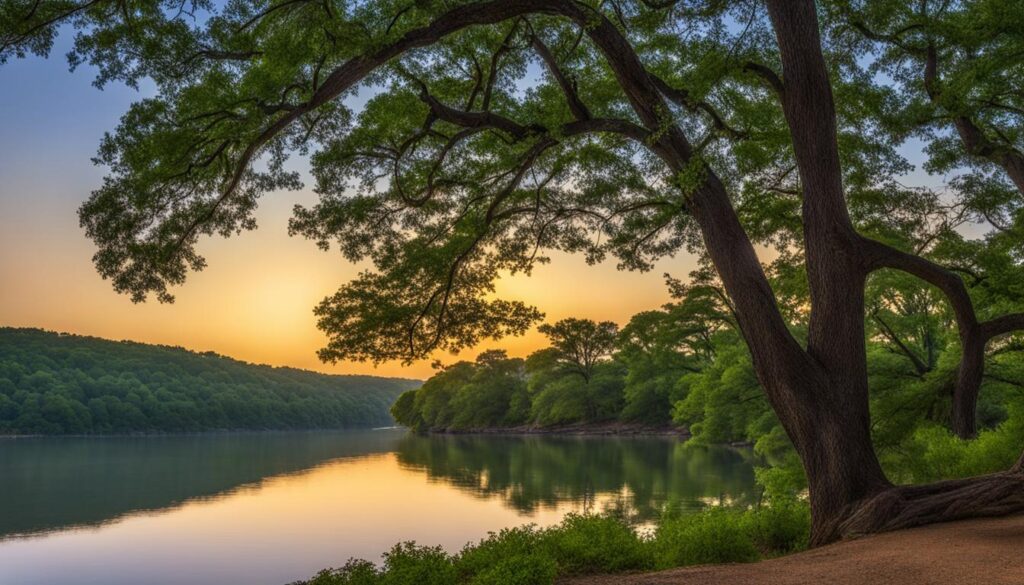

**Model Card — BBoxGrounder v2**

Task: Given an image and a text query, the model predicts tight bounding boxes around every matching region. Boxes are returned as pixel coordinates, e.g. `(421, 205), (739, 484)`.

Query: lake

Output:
(0, 429), (756, 585)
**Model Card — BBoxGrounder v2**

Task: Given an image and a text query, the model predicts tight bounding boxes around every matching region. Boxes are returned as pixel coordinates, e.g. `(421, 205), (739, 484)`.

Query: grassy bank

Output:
(291, 504), (810, 585)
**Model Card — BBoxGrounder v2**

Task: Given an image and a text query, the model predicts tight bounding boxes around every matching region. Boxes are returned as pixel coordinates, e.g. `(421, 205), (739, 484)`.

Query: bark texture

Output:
(761, 0), (1024, 544)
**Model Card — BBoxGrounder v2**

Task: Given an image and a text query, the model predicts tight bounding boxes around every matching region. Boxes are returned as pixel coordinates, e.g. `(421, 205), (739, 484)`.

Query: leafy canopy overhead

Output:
(3, 0), (1022, 366)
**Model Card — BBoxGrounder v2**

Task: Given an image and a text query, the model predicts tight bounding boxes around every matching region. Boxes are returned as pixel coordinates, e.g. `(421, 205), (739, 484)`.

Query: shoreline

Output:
(0, 426), (407, 440)
(0, 424), (698, 440)
(418, 422), (692, 438)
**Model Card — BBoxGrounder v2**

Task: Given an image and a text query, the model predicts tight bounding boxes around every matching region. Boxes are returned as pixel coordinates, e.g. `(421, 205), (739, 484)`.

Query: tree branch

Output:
(649, 73), (747, 140)
(742, 61), (784, 96)
(862, 237), (1024, 437)
(530, 33), (591, 121)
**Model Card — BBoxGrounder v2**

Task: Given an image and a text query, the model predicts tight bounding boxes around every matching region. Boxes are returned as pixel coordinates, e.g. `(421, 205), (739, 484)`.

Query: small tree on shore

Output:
(538, 318), (618, 383)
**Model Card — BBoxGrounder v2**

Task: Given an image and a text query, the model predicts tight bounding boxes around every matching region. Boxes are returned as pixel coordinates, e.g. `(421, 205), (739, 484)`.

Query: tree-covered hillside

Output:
(0, 328), (418, 435)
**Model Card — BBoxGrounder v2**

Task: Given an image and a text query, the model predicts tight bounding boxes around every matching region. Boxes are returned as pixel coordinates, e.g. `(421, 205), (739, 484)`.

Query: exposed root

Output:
(839, 468), (1024, 538)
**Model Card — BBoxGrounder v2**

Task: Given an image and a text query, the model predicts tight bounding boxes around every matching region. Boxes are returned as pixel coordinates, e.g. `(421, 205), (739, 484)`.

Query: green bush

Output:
(542, 513), (653, 575)
(890, 407), (1024, 483)
(745, 503), (810, 555)
(652, 507), (759, 569)
(292, 505), (814, 585)
(291, 559), (381, 585)
(458, 526), (558, 585)
(380, 543), (457, 585)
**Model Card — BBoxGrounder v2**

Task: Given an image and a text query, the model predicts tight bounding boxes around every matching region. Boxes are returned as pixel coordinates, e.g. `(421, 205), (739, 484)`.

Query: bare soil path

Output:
(563, 514), (1024, 585)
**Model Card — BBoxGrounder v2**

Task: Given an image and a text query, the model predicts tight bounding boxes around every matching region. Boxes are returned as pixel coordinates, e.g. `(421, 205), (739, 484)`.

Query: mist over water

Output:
(0, 429), (755, 585)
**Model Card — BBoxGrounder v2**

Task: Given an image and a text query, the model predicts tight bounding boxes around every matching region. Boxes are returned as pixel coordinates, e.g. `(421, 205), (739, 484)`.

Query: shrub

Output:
(458, 526), (558, 585)
(293, 505), (815, 585)
(379, 543), (457, 585)
(652, 507), (759, 569)
(291, 559), (381, 585)
(745, 503), (810, 555)
(542, 513), (652, 575)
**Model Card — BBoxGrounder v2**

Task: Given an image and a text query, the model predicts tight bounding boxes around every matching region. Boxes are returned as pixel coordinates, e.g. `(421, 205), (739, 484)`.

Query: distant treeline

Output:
(391, 278), (1024, 491)
(391, 316), (686, 433)
(0, 328), (418, 435)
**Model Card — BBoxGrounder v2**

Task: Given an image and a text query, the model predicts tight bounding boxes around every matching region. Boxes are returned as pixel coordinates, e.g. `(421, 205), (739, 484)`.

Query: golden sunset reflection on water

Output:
(0, 437), (694, 585)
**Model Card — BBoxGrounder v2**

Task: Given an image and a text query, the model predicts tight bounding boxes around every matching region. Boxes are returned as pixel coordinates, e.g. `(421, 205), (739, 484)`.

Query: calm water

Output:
(0, 429), (756, 585)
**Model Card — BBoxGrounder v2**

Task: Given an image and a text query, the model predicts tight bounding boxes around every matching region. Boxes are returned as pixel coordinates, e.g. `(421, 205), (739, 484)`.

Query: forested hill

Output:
(0, 328), (419, 435)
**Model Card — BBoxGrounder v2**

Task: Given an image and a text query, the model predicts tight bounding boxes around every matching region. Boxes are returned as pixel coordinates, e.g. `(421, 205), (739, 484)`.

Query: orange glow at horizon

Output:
(0, 45), (699, 381)
(0, 184), (695, 379)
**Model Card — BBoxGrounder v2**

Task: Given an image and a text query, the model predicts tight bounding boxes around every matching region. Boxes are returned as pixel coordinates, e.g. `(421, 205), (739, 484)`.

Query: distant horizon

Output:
(0, 325), (423, 382)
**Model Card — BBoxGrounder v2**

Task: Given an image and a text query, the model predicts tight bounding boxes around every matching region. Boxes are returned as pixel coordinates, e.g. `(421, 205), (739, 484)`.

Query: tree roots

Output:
(836, 466), (1024, 540)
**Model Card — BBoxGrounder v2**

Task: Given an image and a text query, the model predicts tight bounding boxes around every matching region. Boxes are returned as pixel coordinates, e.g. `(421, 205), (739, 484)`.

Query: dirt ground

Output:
(562, 514), (1024, 585)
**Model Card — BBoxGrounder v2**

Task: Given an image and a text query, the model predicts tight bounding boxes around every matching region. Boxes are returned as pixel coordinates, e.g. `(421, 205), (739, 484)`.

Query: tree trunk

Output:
(953, 328), (985, 438)
(761, 0), (1024, 544)
(784, 384), (893, 545)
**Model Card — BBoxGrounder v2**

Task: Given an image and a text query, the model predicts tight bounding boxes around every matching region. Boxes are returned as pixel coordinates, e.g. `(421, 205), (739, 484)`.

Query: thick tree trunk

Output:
(953, 329), (986, 438)
(785, 388), (893, 545)
(763, 0), (895, 544)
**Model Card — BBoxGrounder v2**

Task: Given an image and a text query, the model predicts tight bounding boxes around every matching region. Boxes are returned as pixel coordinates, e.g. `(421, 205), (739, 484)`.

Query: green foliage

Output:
(887, 404), (1024, 483)
(536, 318), (618, 383)
(0, 328), (416, 435)
(652, 508), (759, 569)
(298, 560), (381, 585)
(542, 513), (651, 575)
(745, 503), (812, 555)
(457, 526), (558, 585)
(291, 505), (811, 585)
(394, 319), (634, 431)
(379, 543), (458, 585)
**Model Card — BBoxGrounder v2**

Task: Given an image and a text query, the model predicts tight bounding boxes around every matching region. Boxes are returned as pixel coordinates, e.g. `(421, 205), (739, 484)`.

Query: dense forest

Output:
(393, 266), (1024, 491)
(0, 328), (417, 435)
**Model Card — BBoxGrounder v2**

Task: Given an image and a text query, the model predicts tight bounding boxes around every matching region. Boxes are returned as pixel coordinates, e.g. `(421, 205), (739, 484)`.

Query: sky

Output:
(0, 20), (969, 381)
(0, 32), (694, 380)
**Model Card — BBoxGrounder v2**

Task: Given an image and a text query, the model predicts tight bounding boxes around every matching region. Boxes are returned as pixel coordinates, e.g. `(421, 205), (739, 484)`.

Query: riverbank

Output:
(423, 422), (690, 437)
(563, 514), (1024, 585)
(0, 424), (694, 440)
(0, 426), (405, 439)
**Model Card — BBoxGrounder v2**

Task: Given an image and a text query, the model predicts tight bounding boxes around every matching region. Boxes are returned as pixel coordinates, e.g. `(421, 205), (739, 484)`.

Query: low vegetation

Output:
(0, 328), (417, 434)
(293, 504), (811, 585)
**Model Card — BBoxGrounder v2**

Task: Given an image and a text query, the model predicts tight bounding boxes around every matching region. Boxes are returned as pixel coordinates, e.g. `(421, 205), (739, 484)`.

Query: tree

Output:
(834, 0), (1024, 202)
(537, 318), (619, 383)
(5, 0), (1024, 545)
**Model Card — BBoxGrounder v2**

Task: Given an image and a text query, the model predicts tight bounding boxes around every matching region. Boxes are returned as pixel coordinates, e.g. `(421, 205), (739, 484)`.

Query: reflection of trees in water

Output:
(395, 434), (758, 520)
(0, 430), (403, 539)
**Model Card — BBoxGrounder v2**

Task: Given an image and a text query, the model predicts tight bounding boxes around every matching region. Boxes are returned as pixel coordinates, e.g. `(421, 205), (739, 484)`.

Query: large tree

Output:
(4, 0), (1024, 545)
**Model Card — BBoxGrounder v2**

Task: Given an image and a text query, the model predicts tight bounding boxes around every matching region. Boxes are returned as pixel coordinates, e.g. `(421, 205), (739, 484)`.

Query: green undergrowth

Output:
(291, 503), (810, 585)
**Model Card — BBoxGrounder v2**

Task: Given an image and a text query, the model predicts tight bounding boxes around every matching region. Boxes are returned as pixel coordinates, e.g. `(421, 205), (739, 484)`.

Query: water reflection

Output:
(394, 434), (758, 521)
(0, 431), (759, 585)
(0, 431), (759, 543)
(0, 429), (403, 540)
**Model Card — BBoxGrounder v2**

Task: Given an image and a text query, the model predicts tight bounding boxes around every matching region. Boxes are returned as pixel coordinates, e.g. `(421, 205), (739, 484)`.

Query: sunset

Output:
(0, 44), (687, 378)
(2, 1), (1024, 585)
